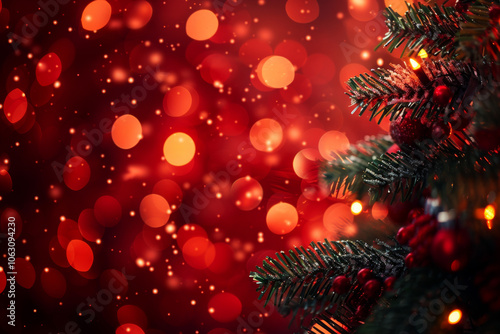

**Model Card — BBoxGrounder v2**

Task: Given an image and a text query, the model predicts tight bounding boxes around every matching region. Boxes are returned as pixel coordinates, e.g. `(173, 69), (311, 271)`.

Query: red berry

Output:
(396, 226), (414, 245)
(390, 113), (430, 146)
(405, 252), (416, 268)
(332, 275), (350, 294)
(455, 0), (468, 13)
(384, 276), (396, 291)
(433, 85), (453, 106)
(363, 279), (382, 298)
(357, 268), (373, 284)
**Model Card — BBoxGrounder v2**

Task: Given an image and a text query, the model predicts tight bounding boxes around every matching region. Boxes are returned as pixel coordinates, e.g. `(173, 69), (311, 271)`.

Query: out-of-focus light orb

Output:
(208, 293), (242, 323)
(339, 63), (369, 90)
(163, 86), (192, 117)
(116, 323), (145, 334)
(448, 309), (462, 325)
(182, 237), (216, 269)
(41, 267), (66, 298)
(385, 0), (414, 16)
(4, 88), (27, 124)
(266, 202), (298, 235)
(36, 53), (62, 86)
(323, 203), (356, 237)
(63, 156), (91, 191)
(124, 0), (153, 30)
(285, 0), (320, 23)
(371, 202), (389, 220)
(66, 240), (94, 272)
(348, 0), (379, 21)
(94, 195), (122, 227)
(249, 118), (283, 152)
(318, 130), (350, 160)
(81, 0), (112, 31)
(351, 200), (363, 215)
(484, 204), (496, 220)
(293, 148), (321, 180)
(418, 48), (428, 59)
(257, 56), (295, 88)
(186, 9), (219, 41)
(163, 132), (196, 166)
(111, 115), (142, 149)
(140, 194), (171, 228)
(230, 176), (263, 211)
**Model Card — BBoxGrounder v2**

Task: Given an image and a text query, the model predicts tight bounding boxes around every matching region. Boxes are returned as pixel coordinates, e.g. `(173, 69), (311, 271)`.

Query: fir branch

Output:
(457, 0), (500, 63)
(250, 239), (408, 332)
(320, 135), (393, 198)
(376, 2), (466, 58)
(346, 60), (480, 124)
(363, 137), (500, 209)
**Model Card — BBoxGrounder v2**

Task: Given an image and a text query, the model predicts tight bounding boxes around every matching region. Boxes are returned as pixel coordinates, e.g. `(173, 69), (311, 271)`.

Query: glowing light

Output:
(186, 10), (219, 41)
(249, 118), (283, 152)
(163, 86), (192, 117)
(266, 202), (298, 235)
(66, 240), (94, 272)
(318, 130), (350, 160)
(418, 49), (428, 59)
(448, 309), (462, 325)
(351, 201), (363, 215)
(409, 58), (421, 70)
(140, 194), (171, 228)
(163, 132), (196, 166)
(484, 205), (495, 220)
(81, 1), (112, 31)
(257, 56), (295, 88)
(111, 115), (142, 149)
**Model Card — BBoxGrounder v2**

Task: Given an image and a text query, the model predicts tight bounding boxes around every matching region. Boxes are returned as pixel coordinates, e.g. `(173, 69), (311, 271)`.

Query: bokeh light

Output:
(182, 237), (216, 269)
(63, 156), (91, 191)
(186, 10), (219, 41)
(448, 309), (462, 325)
(285, 0), (320, 23)
(111, 114), (142, 149)
(163, 132), (196, 166)
(266, 202), (299, 235)
(230, 176), (263, 211)
(4, 88), (27, 124)
(208, 293), (242, 323)
(94, 195), (122, 227)
(163, 86), (192, 117)
(124, 1), (153, 30)
(36, 53), (62, 86)
(66, 239), (94, 272)
(140, 194), (171, 228)
(351, 201), (363, 215)
(318, 130), (350, 160)
(81, 0), (112, 31)
(249, 118), (283, 152)
(323, 203), (356, 237)
(257, 56), (295, 88)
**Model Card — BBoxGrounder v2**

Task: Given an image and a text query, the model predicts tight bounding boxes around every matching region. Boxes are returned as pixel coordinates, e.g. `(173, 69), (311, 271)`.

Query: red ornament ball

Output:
(433, 85), (453, 106)
(490, 5), (500, 21)
(390, 114), (430, 146)
(357, 268), (373, 285)
(363, 279), (382, 299)
(396, 225), (414, 245)
(332, 275), (351, 294)
(384, 276), (396, 291)
(431, 229), (471, 271)
(405, 252), (415, 268)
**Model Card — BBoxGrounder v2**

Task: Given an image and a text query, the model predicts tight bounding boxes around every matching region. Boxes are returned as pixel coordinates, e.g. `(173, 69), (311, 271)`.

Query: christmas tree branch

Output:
(376, 3), (465, 58)
(250, 240), (408, 331)
(457, 0), (500, 62)
(320, 135), (393, 198)
(363, 137), (500, 209)
(347, 60), (480, 124)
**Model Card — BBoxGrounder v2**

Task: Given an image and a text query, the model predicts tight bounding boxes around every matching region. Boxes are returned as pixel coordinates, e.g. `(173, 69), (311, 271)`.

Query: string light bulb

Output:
(448, 309), (462, 325)
(351, 201), (363, 215)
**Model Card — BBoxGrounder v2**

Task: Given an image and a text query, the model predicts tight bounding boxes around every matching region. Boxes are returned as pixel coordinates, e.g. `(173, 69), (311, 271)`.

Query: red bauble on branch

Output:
(390, 114), (430, 146)
(433, 85), (453, 106)
(332, 275), (350, 294)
